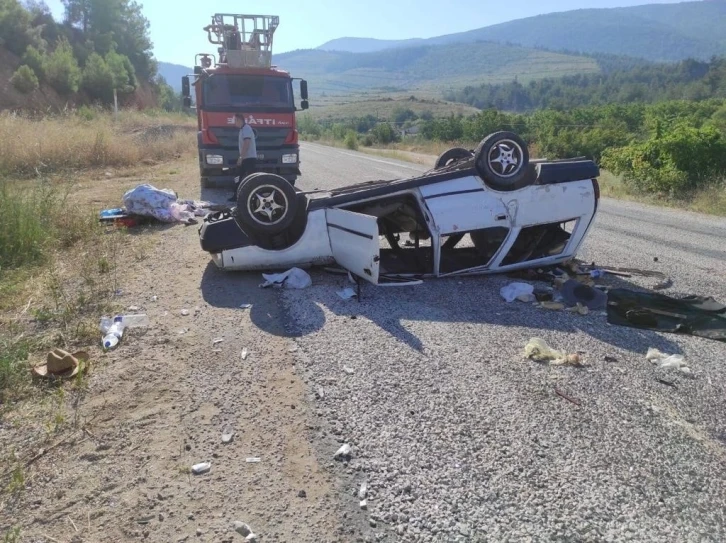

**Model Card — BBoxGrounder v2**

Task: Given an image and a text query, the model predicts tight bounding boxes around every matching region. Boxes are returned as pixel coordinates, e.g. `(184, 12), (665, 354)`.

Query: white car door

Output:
(325, 208), (380, 284)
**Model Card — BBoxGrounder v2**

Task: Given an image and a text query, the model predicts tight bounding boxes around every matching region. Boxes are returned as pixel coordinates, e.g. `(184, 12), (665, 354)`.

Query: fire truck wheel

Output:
(434, 147), (473, 169)
(234, 173), (300, 235)
(474, 131), (530, 190)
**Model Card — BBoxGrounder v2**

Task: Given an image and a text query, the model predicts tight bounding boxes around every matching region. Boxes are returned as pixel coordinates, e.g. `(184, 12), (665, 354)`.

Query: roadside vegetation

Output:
(300, 96), (726, 215)
(0, 107), (194, 422)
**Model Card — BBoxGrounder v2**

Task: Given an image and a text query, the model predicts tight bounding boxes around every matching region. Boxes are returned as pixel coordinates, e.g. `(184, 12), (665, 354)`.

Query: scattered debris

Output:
(334, 444), (352, 459)
(213, 338), (224, 345)
(222, 432), (234, 444)
(241, 349), (249, 361)
(245, 457), (261, 463)
(360, 499), (368, 510)
(656, 378), (678, 388)
(559, 280), (607, 310)
(500, 282), (535, 303)
(554, 388), (582, 406)
(245, 533), (258, 542)
(604, 356), (618, 363)
(358, 482), (368, 500)
(343, 366), (355, 375)
(539, 302), (565, 311)
(181, 309), (190, 316)
(191, 462), (211, 475)
(337, 287), (358, 300)
(260, 267), (312, 289)
(31, 349), (88, 380)
(608, 289), (725, 343)
(239, 303), (253, 309)
(523, 338), (583, 366)
(297, 490), (307, 498)
(233, 521), (252, 537)
(646, 348), (691, 374)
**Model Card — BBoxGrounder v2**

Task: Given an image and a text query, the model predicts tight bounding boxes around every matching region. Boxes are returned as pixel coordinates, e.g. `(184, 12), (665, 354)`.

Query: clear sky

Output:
(42, 0), (689, 66)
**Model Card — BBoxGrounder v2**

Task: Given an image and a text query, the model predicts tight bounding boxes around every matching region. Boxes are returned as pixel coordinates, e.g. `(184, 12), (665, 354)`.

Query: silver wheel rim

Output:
(487, 139), (524, 178)
(246, 185), (289, 226)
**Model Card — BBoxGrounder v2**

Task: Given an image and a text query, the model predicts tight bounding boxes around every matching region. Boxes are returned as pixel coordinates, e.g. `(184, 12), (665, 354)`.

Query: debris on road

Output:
(524, 338), (583, 367)
(500, 282), (535, 303)
(608, 289), (726, 343)
(358, 482), (368, 500)
(560, 280), (607, 310)
(334, 444), (352, 459)
(554, 388), (582, 406)
(260, 267), (312, 289)
(241, 349), (249, 360)
(191, 462), (211, 475)
(213, 338), (224, 345)
(245, 457), (261, 463)
(239, 303), (253, 309)
(222, 432), (234, 444)
(337, 287), (357, 300)
(646, 348), (691, 374)
(233, 521), (252, 537)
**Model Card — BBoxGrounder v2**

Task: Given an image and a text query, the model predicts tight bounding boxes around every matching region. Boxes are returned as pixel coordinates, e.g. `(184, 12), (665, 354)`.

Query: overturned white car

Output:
(198, 131), (601, 285)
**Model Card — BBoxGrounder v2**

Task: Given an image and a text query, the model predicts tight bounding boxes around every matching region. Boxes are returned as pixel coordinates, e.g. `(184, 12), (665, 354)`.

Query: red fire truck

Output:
(182, 14), (309, 188)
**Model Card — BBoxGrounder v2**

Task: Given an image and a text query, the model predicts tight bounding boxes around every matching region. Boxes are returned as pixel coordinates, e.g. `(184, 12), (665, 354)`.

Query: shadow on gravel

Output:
(199, 261), (305, 336)
(200, 262), (684, 356)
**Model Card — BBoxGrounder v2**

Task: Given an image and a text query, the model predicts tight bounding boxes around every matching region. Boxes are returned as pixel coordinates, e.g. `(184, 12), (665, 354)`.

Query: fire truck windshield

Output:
(202, 75), (293, 110)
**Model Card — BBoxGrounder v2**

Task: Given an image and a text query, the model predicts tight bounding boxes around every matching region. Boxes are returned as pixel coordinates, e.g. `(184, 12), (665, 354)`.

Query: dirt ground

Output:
(0, 160), (356, 542)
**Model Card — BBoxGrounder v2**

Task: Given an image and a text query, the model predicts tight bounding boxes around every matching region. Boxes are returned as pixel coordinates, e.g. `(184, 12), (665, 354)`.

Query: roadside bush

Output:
(21, 45), (46, 80)
(362, 134), (374, 147)
(601, 124), (726, 194)
(344, 130), (358, 150)
(372, 122), (399, 144)
(44, 38), (81, 95)
(10, 65), (39, 93)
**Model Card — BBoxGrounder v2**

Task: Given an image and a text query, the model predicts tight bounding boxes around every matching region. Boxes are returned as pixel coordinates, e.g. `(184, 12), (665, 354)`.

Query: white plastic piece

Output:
(191, 462), (211, 474)
(500, 282), (534, 303)
(260, 267), (312, 289)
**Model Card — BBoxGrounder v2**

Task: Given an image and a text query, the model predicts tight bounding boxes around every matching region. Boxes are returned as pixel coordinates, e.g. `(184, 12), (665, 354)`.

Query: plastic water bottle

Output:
(102, 316), (125, 349)
(100, 314), (149, 349)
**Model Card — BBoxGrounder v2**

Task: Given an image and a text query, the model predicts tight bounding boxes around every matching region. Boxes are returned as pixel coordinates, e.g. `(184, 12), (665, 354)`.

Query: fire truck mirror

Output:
(183, 96), (192, 108)
(301, 100), (309, 110)
(300, 80), (308, 100)
(181, 76), (190, 97)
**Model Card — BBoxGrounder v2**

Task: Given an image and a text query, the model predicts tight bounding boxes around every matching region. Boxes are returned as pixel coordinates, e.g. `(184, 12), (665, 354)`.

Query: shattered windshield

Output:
(202, 75), (293, 110)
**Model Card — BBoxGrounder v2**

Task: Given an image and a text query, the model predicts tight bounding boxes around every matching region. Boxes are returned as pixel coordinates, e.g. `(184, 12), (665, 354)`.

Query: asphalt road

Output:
(271, 142), (726, 542)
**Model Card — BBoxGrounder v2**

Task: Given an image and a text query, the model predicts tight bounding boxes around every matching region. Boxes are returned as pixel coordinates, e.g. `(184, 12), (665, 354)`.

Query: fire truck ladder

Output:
(203, 14), (279, 68)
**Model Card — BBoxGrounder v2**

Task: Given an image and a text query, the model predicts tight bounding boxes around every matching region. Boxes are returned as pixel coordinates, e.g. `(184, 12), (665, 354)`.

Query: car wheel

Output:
(234, 173), (300, 235)
(474, 131), (530, 190)
(434, 147), (473, 169)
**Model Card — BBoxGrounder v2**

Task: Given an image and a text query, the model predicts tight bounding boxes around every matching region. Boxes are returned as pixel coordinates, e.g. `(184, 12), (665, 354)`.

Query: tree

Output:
(61, 0), (154, 79)
(81, 51), (114, 101)
(44, 37), (81, 94)
(10, 65), (39, 92)
(0, 0), (32, 55)
(21, 45), (46, 80)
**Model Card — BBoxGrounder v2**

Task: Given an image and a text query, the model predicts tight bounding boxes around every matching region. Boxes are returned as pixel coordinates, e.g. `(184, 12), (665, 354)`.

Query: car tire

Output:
(474, 131), (530, 190)
(234, 173), (301, 236)
(434, 147), (473, 169)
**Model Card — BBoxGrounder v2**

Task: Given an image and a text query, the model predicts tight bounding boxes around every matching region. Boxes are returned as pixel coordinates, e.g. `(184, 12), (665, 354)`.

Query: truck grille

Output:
(209, 127), (290, 149)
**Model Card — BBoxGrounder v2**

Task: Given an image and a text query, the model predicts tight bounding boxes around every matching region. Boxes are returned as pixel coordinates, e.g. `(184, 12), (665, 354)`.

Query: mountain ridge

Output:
(316, 1), (726, 61)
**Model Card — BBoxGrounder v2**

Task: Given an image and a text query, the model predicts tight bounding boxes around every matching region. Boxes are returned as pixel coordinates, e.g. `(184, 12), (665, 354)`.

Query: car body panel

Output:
(325, 208), (381, 284)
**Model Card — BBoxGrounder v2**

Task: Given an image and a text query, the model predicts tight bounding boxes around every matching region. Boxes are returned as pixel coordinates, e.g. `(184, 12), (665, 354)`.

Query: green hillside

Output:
(315, 1), (726, 62)
(273, 42), (600, 96)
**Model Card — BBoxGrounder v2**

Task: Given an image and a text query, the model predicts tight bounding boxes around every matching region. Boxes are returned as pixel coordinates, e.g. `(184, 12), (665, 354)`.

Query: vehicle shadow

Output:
(200, 260), (685, 356)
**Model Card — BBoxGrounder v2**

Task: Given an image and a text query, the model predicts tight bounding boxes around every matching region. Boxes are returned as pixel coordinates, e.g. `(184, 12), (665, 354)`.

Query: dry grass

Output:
(0, 108), (196, 177)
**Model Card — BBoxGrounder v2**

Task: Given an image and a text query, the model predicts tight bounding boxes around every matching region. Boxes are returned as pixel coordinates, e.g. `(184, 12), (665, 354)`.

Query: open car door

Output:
(325, 208), (380, 284)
